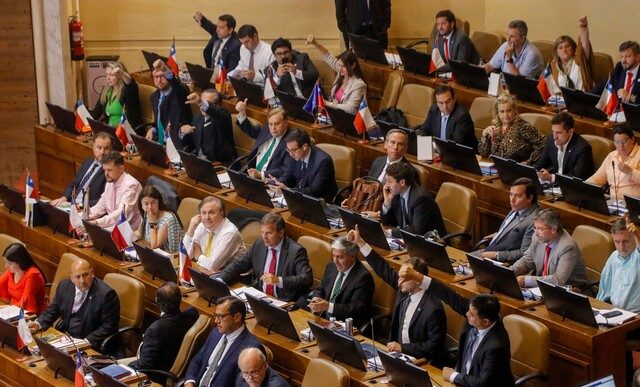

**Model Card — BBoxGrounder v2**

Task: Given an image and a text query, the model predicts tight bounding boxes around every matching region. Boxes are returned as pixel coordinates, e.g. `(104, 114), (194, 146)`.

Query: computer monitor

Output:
(503, 73), (546, 106)
(434, 138), (483, 175)
(45, 102), (77, 135)
(326, 105), (366, 139)
(89, 366), (129, 387)
(307, 320), (367, 371)
(281, 188), (331, 229)
(491, 155), (545, 194)
(466, 253), (524, 300)
(561, 87), (609, 121)
(625, 194), (640, 225)
(34, 336), (78, 381)
(396, 46), (431, 77)
(244, 293), (300, 342)
(37, 200), (73, 237)
(579, 375), (616, 387)
(449, 60), (489, 90)
(141, 50), (168, 72)
(338, 207), (391, 250)
(400, 229), (454, 275)
(0, 184), (26, 215)
(622, 102), (640, 133)
(226, 169), (274, 208)
(348, 33), (388, 65)
(82, 220), (124, 260)
(185, 62), (215, 91)
(188, 267), (230, 307)
(134, 243), (177, 283)
(377, 350), (433, 387)
(0, 317), (25, 352)
(556, 174), (611, 215)
(88, 118), (123, 152)
(229, 77), (265, 107)
(276, 91), (316, 124)
(130, 134), (168, 169)
(537, 279), (598, 327)
(178, 150), (223, 189)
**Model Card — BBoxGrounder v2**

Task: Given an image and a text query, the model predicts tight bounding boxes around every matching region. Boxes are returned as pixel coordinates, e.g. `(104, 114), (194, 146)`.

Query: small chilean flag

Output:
(167, 40), (180, 77)
(596, 78), (619, 116)
(75, 351), (85, 387)
(74, 99), (92, 134)
(16, 308), (33, 349)
(353, 99), (376, 134)
(25, 172), (39, 200)
(537, 63), (557, 102)
(179, 241), (192, 283)
(429, 44), (446, 74)
(214, 58), (228, 90)
(110, 212), (135, 251)
(115, 112), (134, 147)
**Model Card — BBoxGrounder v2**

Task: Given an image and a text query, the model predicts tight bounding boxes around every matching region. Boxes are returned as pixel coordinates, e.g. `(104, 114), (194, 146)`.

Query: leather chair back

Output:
(594, 52), (614, 86)
(380, 72), (404, 111)
(410, 162), (431, 190)
(297, 236), (332, 288)
(146, 175), (180, 213)
(471, 31), (505, 63)
(531, 40), (554, 65)
(582, 134), (614, 168)
(362, 261), (396, 320)
(103, 273), (145, 330)
(469, 96), (496, 141)
(316, 143), (355, 192)
(0, 234), (23, 258)
(503, 314), (550, 386)
(396, 84), (434, 127)
(239, 219), (262, 249)
(435, 182), (476, 245)
(519, 113), (552, 137)
(443, 303), (465, 352)
(572, 225), (614, 283)
(169, 314), (211, 381)
(138, 84), (156, 124)
(301, 358), (349, 387)
(232, 113), (262, 157)
(177, 198), (201, 230)
(50, 252), (81, 300)
(263, 345), (274, 363)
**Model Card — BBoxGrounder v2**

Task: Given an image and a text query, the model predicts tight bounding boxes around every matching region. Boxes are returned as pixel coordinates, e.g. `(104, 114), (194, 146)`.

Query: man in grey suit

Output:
(512, 208), (588, 288)
(429, 10), (480, 71)
(476, 177), (539, 262)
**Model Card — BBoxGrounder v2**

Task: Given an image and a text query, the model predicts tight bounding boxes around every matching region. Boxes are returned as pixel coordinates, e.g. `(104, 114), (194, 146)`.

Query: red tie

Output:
(542, 244), (551, 276)
(443, 37), (450, 61)
(266, 248), (277, 296)
(625, 71), (633, 92)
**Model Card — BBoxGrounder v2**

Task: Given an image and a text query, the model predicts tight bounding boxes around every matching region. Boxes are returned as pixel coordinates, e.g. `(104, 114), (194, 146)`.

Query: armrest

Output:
(133, 122), (154, 136)
(441, 232), (473, 243)
(406, 39), (429, 49)
(579, 279), (601, 296)
(515, 372), (547, 386)
(228, 155), (249, 171)
(135, 368), (179, 384)
(472, 237), (492, 251)
(358, 314), (390, 336)
(333, 185), (352, 205)
(99, 326), (138, 353)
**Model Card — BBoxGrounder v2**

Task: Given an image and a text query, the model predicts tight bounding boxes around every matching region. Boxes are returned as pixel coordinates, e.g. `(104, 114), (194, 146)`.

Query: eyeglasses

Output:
(241, 363), (265, 378)
(286, 146), (301, 154)
(614, 138), (631, 146)
(212, 312), (233, 320)
(533, 226), (550, 232)
(274, 50), (290, 57)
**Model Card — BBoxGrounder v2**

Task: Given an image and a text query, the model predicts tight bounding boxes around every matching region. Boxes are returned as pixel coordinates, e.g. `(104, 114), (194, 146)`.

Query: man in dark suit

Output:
(182, 90), (237, 165)
(367, 129), (419, 184)
(306, 237), (374, 328)
(51, 132), (113, 207)
(534, 112), (594, 182)
(277, 127), (338, 202)
(398, 266), (515, 387)
(194, 12), (241, 73)
(430, 10), (480, 70)
(30, 259), (121, 355)
(592, 41), (640, 104)
(347, 226), (447, 365)
(381, 162), (446, 237)
(235, 347), (290, 387)
(235, 100), (291, 180)
(145, 59), (193, 150)
(417, 85), (477, 152)
(476, 177), (539, 263)
(266, 38), (318, 99)
(218, 213), (313, 302)
(128, 282), (199, 383)
(335, 0), (391, 49)
(184, 296), (263, 387)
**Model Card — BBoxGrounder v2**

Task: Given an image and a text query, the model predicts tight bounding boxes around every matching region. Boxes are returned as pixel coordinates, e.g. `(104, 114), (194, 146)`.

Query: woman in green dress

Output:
(90, 61), (142, 129)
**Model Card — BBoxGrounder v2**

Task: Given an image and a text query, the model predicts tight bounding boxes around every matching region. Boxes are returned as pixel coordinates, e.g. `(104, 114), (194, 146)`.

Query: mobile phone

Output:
(602, 310), (623, 319)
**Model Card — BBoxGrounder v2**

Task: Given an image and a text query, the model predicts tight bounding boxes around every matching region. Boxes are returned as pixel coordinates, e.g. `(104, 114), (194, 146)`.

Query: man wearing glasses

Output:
(266, 38), (318, 99)
(511, 208), (588, 289)
(184, 296), (263, 387)
(235, 347), (289, 387)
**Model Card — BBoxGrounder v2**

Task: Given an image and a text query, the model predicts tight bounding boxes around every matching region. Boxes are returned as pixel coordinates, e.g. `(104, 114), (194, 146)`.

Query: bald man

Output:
(235, 348), (289, 387)
(30, 259), (121, 355)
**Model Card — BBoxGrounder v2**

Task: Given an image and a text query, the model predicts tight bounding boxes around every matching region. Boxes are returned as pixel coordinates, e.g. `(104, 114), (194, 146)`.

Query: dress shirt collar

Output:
(477, 321), (496, 338)
(268, 237), (285, 254)
(111, 171), (128, 187)
(301, 147), (312, 165)
(400, 185), (411, 203)
(556, 134), (573, 152)
(224, 324), (245, 343)
(338, 261), (356, 279)
(628, 65), (639, 81)
(410, 288), (425, 301)
(207, 217), (228, 235)
(159, 86), (172, 100)
(386, 157), (402, 165)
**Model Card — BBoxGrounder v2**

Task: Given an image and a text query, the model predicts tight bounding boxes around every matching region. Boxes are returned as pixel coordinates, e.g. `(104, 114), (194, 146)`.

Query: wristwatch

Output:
(149, 222), (158, 229)
(506, 58), (514, 64)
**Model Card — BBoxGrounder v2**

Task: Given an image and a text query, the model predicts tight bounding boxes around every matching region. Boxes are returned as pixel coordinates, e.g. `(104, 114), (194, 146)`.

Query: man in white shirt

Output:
(228, 24), (275, 85)
(183, 196), (246, 275)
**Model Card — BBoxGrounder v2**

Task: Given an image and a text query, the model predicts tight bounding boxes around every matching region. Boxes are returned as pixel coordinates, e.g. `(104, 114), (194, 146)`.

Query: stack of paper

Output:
(595, 308), (637, 326)
(235, 286), (288, 308)
(0, 305), (21, 321)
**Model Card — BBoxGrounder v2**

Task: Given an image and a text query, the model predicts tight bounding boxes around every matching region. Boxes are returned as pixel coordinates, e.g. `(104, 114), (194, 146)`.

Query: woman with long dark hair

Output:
(135, 186), (183, 253)
(0, 243), (47, 314)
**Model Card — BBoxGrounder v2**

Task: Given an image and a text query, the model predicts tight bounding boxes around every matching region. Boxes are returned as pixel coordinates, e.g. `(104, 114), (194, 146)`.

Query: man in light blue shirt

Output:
(597, 219), (640, 313)
(483, 20), (544, 78)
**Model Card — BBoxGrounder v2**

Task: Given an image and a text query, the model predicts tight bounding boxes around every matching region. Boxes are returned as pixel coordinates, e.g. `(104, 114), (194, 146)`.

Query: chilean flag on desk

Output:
(214, 58), (228, 91)
(75, 350), (85, 387)
(111, 212), (135, 251)
(178, 241), (192, 284)
(167, 40), (180, 77)
(353, 99), (376, 134)
(537, 63), (554, 102)
(16, 308), (33, 349)
(115, 112), (134, 147)
(596, 78), (619, 116)
(74, 99), (92, 134)
(429, 43), (445, 74)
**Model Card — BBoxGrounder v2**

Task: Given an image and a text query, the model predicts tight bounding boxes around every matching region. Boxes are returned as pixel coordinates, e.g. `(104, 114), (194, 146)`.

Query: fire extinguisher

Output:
(69, 15), (85, 61)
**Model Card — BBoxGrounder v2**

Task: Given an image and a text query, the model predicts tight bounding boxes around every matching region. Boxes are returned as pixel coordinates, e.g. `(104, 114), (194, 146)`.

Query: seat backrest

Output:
(177, 198), (201, 230)
(297, 236), (332, 288)
(503, 314), (550, 384)
(380, 72), (404, 110)
(146, 175), (180, 213)
(443, 303), (465, 351)
(50, 252), (81, 300)
(263, 345), (274, 363)
(0, 234), (23, 257)
(239, 219), (262, 249)
(301, 358), (349, 387)
(582, 134), (615, 168)
(362, 261), (396, 319)
(396, 84), (434, 127)
(435, 182), (477, 236)
(572, 225), (614, 283)
(531, 40), (554, 65)
(471, 31), (506, 63)
(138, 84), (156, 124)
(594, 52), (614, 86)
(232, 113), (261, 157)
(519, 113), (552, 137)
(316, 143), (355, 191)
(103, 273), (145, 329)
(469, 96), (496, 140)
(170, 314), (211, 379)
(410, 162), (430, 190)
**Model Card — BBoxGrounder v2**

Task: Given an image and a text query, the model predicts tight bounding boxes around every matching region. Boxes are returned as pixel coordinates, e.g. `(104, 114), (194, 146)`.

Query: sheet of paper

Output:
(0, 305), (21, 320)
(417, 135), (433, 161)
(487, 73), (501, 96)
(235, 286), (288, 308)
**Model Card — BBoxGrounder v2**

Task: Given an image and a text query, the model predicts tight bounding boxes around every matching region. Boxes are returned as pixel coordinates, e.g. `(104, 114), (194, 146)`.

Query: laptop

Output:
(245, 293), (300, 342)
(561, 87), (608, 121)
(307, 320), (369, 371)
(338, 207), (393, 251)
(178, 150), (223, 189)
(134, 243), (177, 283)
(0, 317), (25, 352)
(625, 194), (640, 225)
(537, 279), (598, 327)
(466, 253), (525, 300)
(400, 229), (456, 275)
(556, 174), (611, 216)
(281, 187), (337, 229)
(579, 375), (616, 387)
(229, 77), (265, 107)
(348, 33), (388, 65)
(434, 138), (483, 176)
(622, 102), (640, 132)
(37, 200), (73, 237)
(130, 133), (168, 169)
(186, 62), (215, 90)
(35, 336), (78, 381)
(141, 50), (168, 72)
(89, 366), (129, 387)
(0, 184), (26, 215)
(188, 267), (230, 306)
(449, 60), (489, 90)
(326, 105), (366, 139)
(378, 350), (433, 387)
(82, 220), (124, 259)
(226, 169), (275, 208)
(396, 46), (431, 77)
(88, 118), (123, 151)
(276, 90), (316, 124)
(503, 73), (546, 106)
(491, 155), (545, 194)
(45, 102), (78, 135)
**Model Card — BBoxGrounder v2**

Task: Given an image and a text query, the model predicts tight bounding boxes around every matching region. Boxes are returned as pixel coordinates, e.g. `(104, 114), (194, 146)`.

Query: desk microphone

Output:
(369, 317), (381, 372)
(238, 151), (261, 174)
(612, 160), (620, 215)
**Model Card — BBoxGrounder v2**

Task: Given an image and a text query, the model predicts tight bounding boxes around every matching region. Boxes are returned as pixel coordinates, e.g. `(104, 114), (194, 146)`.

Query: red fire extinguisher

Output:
(69, 15), (85, 61)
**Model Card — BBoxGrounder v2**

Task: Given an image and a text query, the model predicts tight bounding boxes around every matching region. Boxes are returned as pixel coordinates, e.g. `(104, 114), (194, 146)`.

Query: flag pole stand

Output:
(358, 132), (369, 145)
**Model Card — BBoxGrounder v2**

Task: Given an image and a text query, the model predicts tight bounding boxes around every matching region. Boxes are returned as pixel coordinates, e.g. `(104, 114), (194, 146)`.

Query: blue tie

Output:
(462, 328), (479, 372)
(440, 115), (449, 140)
(298, 161), (307, 188)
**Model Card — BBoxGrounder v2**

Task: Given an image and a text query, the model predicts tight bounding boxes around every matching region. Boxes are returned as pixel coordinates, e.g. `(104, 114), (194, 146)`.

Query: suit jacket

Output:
(185, 327), (262, 387)
(430, 28), (481, 71)
(191, 103), (237, 164)
(130, 307), (199, 381)
(150, 74), (194, 151)
(592, 61), (640, 98)
(368, 156), (420, 185)
(336, 0), (391, 46)
(417, 103), (478, 152)
(62, 158), (106, 207)
(428, 279), (515, 387)
(311, 260), (375, 327)
(238, 118), (290, 179)
(280, 146), (338, 201)
(511, 229), (589, 288)
(36, 277), (120, 352)
(200, 17), (241, 71)
(483, 204), (539, 262)
(234, 366), (290, 387)
(218, 236), (313, 302)
(381, 184), (446, 237)
(533, 133), (594, 180)
(267, 51), (319, 98)
(364, 248), (446, 365)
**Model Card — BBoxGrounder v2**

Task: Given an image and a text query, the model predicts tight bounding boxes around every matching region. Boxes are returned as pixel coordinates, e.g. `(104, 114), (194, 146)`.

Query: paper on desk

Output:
(235, 286), (288, 308)
(272, 196), (287, 208)
(521, 287), (542, 300)
(50, 336), (89, 350)
(417, 135), (433, 161)
(595, 308), (637, 326)
(609, 111), (626, 123)
(385, 52), (402, 67)
(0, 305), (21, 320)
(218, 172), (231, 187)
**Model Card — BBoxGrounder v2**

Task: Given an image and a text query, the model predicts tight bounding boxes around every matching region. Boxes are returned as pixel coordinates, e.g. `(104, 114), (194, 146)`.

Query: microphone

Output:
(612, 160), (620, 215)
(238, 151), (261, 174)
(369, 317), (381, 372)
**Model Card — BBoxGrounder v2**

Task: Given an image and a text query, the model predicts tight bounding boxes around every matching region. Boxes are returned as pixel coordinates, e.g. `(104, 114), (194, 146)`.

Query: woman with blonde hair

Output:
(478, 93), (545, 164)
(90, 61), (142, 128)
